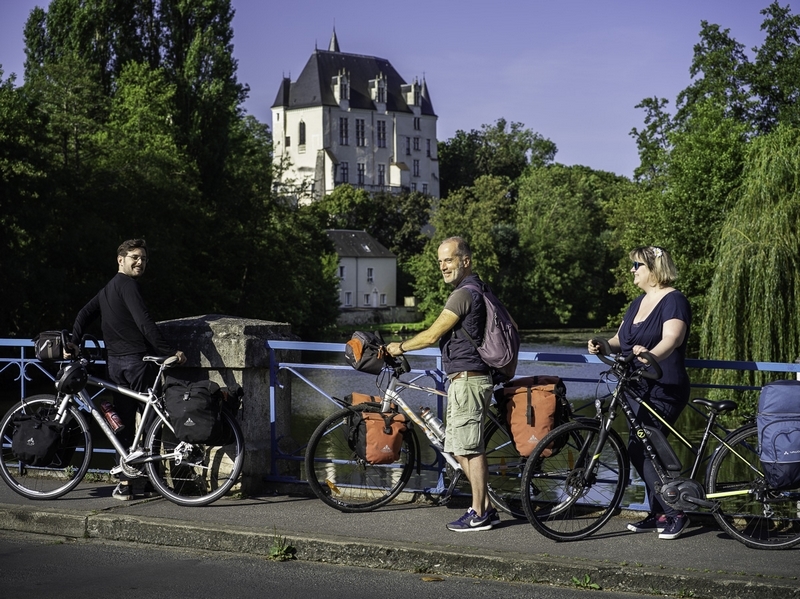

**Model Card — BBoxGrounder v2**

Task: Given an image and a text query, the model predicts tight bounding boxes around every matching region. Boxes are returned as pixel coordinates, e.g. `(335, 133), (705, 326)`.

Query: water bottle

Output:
(100, 401), (125, 433)
(420, 407), (445, 441)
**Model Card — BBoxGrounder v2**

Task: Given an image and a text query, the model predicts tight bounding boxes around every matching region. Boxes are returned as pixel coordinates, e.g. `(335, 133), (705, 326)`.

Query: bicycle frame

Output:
(589, 368), (759, 511)
(51, 360), (178, 472)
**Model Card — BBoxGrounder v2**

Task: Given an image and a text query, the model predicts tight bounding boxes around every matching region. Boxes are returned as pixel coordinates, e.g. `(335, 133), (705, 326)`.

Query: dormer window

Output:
(370, 72), (387, 104)
(333, 69), (350, 103)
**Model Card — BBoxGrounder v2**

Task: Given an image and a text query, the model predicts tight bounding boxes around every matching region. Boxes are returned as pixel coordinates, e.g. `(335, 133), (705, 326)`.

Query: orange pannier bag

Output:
(494, 375), (570, 457)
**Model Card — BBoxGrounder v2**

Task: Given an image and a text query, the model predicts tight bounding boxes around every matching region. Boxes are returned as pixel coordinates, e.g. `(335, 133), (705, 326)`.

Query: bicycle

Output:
(304, 350), (527, 516)
(0, 334), (245, 507)
(520, 338), (800, 549)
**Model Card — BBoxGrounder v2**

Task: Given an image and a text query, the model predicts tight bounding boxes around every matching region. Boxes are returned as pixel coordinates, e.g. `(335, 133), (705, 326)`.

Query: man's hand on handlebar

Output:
(174, 350), (187, 365)
(385, 342), (404, 357)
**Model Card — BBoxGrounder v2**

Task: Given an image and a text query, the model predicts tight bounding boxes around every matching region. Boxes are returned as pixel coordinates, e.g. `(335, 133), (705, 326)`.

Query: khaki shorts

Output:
(443, 374), (493, 456)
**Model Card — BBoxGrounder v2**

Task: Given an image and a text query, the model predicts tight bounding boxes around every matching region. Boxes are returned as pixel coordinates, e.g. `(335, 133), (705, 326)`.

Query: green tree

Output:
(0, 69), (50, 334)
(438, 119), (556, 197)
(3, 0), (340, 339)
(748, 1), (800, 132)
(514, 165), (628, 327)
(700, 125), (800, 413)
(409, 175), (515, 320)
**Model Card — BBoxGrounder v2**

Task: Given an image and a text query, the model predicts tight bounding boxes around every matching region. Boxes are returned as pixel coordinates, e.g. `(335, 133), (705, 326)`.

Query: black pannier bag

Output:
(11, 414), (63, 466)
(163, 377), (222, 444)
(757, 380), (800, 490)
(344, 331), (386, 374)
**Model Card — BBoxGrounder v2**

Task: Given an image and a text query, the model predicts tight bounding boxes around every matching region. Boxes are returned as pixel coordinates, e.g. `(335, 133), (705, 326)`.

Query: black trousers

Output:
(106, 354), (156, 481)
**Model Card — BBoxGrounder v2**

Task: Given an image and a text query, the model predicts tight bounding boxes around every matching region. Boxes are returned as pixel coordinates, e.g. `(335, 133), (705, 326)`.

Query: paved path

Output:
(0, 481), (798, 599)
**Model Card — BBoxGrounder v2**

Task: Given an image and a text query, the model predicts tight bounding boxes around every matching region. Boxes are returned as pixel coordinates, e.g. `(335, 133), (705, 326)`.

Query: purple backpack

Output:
(460, 283), (520, 382)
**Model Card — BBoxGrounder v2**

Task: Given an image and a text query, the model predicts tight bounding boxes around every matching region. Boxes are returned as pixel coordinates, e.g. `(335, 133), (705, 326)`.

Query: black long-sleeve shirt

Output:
(72, 273), (174, 357)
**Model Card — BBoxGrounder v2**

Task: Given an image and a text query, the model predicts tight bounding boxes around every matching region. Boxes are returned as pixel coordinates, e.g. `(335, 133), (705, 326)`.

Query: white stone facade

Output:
(272, 34), (439, 201)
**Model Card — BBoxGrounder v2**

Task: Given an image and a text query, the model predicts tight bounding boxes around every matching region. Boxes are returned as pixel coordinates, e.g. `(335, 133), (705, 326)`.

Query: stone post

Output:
(158, 314), (299, 495)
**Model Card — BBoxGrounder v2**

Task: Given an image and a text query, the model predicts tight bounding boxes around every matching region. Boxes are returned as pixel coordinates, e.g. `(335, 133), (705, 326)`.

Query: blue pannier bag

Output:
(757, 380), (800, 490)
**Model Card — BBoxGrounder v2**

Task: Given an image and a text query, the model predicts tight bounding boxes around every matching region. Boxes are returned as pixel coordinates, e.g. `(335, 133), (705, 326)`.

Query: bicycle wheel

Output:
(305, 404), (416, 512)
(707, 423), (800, 549)
(521, 419), (629, 541)
(0, 394), (92, 499)
(485, 419), (526, 518)
(145, 409), (244, 507)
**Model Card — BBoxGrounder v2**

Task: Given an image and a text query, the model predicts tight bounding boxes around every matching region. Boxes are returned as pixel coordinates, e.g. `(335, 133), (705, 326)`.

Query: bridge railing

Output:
(3, 337), (800, 495)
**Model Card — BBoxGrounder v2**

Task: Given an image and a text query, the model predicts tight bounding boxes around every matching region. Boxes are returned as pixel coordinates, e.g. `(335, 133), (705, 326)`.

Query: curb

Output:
(1, 503), (798, 599)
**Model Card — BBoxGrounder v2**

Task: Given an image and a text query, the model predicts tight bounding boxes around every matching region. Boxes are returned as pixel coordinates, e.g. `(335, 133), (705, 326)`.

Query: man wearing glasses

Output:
(71, 239), (185, 500)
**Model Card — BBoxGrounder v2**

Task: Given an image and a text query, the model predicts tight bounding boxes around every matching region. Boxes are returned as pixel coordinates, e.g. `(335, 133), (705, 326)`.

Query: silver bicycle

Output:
(0, 335), (244, 507)
(305, 350), (526, 516)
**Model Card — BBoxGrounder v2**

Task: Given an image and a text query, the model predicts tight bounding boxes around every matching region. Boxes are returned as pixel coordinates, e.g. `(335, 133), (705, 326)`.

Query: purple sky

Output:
(1, 0), (794, 177)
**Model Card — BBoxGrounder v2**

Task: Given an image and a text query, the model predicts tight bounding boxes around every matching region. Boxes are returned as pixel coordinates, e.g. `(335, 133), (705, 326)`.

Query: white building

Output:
(272, 31), (439, 201)
(327, 229), (396, 309)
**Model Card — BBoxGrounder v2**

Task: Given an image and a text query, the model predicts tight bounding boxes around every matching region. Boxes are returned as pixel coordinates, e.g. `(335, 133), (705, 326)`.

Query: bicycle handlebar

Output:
(383, 349), (410, 375)
(590, 338), (663, 381)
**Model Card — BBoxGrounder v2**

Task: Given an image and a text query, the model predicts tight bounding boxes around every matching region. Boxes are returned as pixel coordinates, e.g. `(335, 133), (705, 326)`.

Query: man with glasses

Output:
(71, 239), (185, 500)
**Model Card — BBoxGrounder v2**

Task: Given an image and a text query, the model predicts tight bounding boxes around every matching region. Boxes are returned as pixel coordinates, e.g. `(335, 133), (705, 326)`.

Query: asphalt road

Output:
(0, 530), (641, 599)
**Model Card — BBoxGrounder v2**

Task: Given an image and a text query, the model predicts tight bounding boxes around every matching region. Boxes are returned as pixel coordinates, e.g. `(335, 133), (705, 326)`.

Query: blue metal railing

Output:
(263, 340), (800, 485)
(4, 337), (800, 491)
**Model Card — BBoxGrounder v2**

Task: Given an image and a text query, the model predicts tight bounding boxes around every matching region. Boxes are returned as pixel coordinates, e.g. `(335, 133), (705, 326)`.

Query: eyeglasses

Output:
(632, 261), (646, 270)
(126, 254), (148, 263)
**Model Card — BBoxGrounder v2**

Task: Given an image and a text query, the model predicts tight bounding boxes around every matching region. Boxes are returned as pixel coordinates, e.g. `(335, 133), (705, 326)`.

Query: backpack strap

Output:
(452, 282), (483, 348)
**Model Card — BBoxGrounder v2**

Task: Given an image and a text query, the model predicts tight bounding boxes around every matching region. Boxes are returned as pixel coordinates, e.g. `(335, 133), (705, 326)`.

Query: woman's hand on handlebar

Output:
(631, 345), (651, 364)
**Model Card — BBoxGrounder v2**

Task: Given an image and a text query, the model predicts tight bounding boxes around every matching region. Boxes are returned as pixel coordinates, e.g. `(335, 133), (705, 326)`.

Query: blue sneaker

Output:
(627, 513), (667, 533)
(446, 507), (493, 532)
(486, 507), (501, 526)
(658, 513), (690, 540)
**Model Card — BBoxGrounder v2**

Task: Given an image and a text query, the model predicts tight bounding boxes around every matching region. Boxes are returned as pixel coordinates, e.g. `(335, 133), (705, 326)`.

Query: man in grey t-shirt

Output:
(387, 237), (496, 532)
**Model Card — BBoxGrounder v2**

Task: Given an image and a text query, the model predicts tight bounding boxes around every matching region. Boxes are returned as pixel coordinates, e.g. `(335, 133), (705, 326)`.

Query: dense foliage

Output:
(3, 0), (800, 385)
(1, 0), (339, 339)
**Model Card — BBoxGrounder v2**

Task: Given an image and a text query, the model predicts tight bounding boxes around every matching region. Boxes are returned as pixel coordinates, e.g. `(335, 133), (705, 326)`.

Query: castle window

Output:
(356, 119), (365, 146)
(377, 121), (386, 148)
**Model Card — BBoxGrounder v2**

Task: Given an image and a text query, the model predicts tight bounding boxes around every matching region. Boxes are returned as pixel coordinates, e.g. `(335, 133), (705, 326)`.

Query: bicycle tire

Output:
(0, 394), (92, 500)
(145, 409), (245, 507)
(305, 403), (416, 512)
(484, 419), (526, 518)
(707, 423), (800, 549)
(521, 419), (629, 541)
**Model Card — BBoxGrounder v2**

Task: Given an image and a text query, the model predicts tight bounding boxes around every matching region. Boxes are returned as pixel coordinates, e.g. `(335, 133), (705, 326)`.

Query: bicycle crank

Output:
(660, 478), (715, 511)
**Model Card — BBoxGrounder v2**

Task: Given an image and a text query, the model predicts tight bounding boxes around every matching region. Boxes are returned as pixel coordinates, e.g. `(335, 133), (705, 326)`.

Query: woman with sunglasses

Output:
(588, 246), (692, 540)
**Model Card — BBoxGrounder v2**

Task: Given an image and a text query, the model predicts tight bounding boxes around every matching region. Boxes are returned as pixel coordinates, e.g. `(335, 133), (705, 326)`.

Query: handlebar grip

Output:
(590, 338), (616, 366)
(636, 351), (663, 380)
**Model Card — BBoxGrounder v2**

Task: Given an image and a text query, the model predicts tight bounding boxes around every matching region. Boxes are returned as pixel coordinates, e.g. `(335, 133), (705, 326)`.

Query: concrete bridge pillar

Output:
(158, 314), (299, 495)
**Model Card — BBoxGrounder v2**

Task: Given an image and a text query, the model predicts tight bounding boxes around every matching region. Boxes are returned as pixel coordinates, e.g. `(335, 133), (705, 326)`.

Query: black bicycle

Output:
(520, 338), (800, 549)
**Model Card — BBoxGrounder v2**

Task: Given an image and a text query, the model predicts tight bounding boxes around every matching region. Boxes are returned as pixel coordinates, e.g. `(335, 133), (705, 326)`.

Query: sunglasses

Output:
(632, 261), (646, 270)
